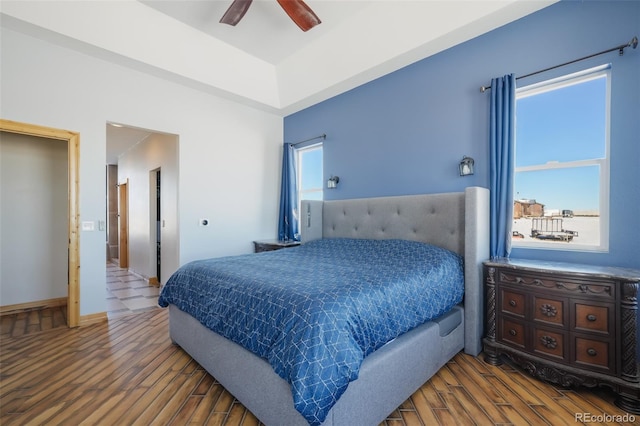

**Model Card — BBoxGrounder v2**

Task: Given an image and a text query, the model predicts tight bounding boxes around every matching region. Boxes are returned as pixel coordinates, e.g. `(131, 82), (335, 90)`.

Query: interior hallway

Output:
(106, 261), (160, 319)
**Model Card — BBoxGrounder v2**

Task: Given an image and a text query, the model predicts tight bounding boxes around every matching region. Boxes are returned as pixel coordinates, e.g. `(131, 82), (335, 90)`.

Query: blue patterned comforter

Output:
(158, 238), (463, 425)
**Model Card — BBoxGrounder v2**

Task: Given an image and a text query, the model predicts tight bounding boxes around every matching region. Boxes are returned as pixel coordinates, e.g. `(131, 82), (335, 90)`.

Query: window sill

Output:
(511, 241), (609, 253)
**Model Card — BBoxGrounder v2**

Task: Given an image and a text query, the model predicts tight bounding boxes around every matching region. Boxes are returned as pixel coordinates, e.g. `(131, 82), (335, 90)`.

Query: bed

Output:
(159, 186), (489, 425)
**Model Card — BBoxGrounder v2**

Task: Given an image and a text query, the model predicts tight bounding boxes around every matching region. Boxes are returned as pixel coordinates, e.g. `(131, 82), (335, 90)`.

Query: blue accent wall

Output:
(284, 1), (639, 269)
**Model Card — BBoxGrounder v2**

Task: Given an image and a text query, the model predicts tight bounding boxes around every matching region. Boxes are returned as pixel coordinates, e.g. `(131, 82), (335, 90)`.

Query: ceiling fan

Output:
(220, 0), (322, 32)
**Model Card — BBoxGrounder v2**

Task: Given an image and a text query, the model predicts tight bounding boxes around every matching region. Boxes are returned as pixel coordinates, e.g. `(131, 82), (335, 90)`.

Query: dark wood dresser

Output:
(253, 239), (301, 253)
(483, 258), (640, 413)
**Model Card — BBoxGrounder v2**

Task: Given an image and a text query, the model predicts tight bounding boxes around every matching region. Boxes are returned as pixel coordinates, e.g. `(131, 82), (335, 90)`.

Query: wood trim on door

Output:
(118, 180), (129, 269)
(0, 119), (80, 327)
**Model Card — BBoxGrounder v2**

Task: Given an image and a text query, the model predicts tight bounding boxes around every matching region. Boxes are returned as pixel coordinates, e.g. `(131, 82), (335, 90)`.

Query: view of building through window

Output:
(512, 66), (609, 250)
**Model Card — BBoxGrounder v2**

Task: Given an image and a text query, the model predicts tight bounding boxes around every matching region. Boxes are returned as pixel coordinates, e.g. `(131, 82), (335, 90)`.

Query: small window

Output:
(512, 66), (610, 252)
(296, 144), (323, 210)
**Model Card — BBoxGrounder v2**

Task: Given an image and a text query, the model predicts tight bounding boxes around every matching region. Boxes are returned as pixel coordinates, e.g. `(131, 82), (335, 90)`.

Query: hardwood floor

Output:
(0, 305), (67, 338)
(0, 265), (161, 341)
(0, 307), (634, 425)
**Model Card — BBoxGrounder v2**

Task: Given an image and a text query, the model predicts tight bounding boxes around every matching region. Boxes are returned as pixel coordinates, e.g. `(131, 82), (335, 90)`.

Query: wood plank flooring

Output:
(0, 305), (67, 338)
(0, 307), (635, 425)
(0, 264), (161, 342)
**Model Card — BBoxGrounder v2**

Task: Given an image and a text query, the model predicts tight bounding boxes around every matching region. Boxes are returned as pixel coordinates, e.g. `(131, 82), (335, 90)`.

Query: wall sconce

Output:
(327, 175), (340, 189)
(459, 156), (474, 176)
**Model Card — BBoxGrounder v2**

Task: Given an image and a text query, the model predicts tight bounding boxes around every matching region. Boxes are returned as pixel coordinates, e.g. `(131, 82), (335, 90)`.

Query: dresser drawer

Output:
(533, 327), (567, 362)
(574, 335), (613, 372)
(573, 302), (612, 336)
(497, 270), (615, 301)
(533, 295), (566, 327)
(500, 288), (526, 317)
(498, 318), (526, 349)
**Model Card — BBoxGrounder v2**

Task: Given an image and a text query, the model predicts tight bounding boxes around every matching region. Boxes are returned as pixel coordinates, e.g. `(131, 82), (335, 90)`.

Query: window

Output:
(296, 144), (323, 211)
(513, 66), (610, 251)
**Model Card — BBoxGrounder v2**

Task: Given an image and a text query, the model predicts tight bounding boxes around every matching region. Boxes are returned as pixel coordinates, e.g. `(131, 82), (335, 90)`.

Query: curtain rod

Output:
(289, 134), (326, 147)
(480, 36), (638, 92)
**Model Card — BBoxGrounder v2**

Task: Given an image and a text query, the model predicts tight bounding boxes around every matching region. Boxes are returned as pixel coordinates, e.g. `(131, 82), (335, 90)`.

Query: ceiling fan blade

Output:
(276, 0), (321, 32)
(220, 0), (253, 26)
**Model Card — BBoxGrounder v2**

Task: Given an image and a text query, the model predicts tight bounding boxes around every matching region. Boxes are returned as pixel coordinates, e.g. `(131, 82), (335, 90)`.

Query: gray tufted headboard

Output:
(300, 186), (490, 356)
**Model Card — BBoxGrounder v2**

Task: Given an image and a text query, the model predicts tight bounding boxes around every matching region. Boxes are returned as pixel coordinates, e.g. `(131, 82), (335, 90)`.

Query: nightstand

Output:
(253, 239), (301, 253)
(483, 258), (640, 413)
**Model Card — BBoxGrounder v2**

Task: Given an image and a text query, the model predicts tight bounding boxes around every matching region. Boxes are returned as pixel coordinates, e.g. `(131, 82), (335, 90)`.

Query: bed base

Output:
(169, 303), (463, 425)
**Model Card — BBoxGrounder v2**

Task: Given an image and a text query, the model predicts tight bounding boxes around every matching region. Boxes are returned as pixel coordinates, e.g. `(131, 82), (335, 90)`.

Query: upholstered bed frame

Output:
(168, 186), (490, 425)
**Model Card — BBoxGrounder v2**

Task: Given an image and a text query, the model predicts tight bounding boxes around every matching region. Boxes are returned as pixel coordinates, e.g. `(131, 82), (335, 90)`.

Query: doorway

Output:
(0, 119), (80, 327)
(106, 125), (178, 292)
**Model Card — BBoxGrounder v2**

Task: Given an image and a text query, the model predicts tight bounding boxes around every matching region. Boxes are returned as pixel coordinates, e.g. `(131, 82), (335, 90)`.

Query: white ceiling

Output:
(106, 124), (154, 164)
(1, 0), (557, 163)
(140, 0), (371, 65)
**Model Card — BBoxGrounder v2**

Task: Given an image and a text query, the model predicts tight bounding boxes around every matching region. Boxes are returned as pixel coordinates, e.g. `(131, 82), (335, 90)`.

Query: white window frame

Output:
(513, 65), (610, 252)
(296, 143), (323, 212)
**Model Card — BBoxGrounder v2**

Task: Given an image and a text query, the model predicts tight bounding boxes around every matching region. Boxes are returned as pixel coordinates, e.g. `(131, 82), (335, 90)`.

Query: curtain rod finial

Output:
(620, 36), (637, 56)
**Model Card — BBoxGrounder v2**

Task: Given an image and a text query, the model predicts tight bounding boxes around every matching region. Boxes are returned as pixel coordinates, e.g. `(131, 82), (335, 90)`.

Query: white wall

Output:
(0, 133), (68, 305)
(117, 132), (178, 284)
(0, 27), (283, 316)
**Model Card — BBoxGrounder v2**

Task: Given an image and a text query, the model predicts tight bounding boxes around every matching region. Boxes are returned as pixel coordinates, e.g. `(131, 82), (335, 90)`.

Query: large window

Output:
(296, 144), (323, 209)
(513, 66), (610, 251)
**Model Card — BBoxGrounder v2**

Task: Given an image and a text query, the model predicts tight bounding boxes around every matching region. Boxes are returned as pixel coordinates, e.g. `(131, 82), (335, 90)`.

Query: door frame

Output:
(118, 180), (129, 269)
(149, 168), (161, 286)
(0, 119), (80, 327)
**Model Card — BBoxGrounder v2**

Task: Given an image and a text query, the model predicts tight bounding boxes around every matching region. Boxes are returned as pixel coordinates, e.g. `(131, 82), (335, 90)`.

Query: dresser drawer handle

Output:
(540, 335), (557, 349)
(509, 329), (517, 336)
(587, 314), (597, 322)
(509, 300), (517, 307)
(587, 348), (597, 357)
(540, 303), (558, 317)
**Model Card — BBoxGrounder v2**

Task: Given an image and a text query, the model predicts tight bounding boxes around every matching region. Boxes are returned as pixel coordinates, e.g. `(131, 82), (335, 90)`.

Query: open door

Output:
(118, 181), (129, 269)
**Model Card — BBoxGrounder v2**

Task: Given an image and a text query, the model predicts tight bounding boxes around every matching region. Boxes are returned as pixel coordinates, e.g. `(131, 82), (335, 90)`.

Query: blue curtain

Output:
(489, 74), (516, 259)
(278, 143), (299, 241)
